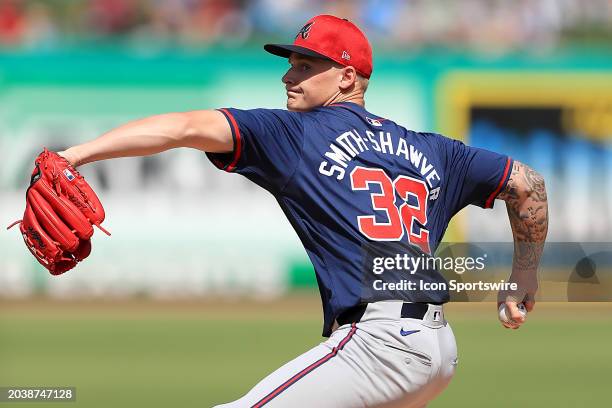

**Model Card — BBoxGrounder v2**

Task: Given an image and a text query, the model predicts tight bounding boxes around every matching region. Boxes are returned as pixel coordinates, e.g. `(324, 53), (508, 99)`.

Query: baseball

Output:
(498, 303), (527, 324)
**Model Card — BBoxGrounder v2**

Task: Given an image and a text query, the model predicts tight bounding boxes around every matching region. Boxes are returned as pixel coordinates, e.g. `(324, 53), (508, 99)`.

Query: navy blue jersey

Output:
(208, 102), (512, 336)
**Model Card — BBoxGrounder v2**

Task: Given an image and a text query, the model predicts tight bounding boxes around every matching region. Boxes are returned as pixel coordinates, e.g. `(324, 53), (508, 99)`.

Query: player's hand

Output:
(499, 298), (526, 329)
(523, 292), (536, 312)
(497, 272), (537, 329)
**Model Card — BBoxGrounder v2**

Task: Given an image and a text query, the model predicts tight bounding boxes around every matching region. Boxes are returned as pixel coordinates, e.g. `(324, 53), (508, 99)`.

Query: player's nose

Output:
(282, 70), (294, 85)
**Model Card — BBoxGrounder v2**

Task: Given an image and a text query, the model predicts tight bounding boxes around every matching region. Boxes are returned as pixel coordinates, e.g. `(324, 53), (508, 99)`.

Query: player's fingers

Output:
(524, 299), (535, 312)
(505, 300), (526, 324)
(502, 320), (519, 329)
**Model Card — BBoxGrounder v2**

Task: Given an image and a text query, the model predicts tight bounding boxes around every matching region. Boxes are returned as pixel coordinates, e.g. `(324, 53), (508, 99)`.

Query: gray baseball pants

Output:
(214, 301), (457, 408)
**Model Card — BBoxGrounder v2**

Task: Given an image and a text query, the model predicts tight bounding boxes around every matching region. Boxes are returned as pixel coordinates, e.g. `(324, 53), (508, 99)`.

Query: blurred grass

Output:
(432, 303), (612, 408)
(0, 298), (610, 408)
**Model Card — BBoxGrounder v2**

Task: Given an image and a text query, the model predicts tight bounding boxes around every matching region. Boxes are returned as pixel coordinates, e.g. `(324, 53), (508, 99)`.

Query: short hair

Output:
(357, 74), (369, 94)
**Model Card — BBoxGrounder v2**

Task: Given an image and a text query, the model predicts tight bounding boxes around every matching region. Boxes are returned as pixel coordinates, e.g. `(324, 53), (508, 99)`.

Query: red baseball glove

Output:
(8, 149), (110, 275)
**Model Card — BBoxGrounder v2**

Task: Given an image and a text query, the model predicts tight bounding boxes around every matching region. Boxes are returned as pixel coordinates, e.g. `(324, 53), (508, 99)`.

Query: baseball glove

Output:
(7, 149), (110, 275)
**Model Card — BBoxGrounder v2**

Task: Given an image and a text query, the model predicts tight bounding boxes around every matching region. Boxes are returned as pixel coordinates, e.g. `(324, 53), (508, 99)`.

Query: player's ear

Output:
(339, 66), (357, 91)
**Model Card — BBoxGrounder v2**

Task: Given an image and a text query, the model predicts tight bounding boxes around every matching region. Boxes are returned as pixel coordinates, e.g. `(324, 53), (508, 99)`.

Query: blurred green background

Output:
(1, 298), (611, 407)
(1, 1), (612, 407)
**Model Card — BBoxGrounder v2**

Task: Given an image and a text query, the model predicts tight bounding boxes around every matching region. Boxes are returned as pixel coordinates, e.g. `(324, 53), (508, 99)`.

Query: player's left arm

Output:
(496, 160), (548, 326)
(59, 110), (233, 167)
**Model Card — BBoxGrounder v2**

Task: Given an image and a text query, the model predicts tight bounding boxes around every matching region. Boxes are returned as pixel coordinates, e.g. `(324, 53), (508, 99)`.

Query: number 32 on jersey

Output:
(350, 166), (431, 254)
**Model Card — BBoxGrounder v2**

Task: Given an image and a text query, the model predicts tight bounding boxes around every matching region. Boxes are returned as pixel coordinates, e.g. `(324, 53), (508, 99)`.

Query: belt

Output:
(336, 302), (432, 326)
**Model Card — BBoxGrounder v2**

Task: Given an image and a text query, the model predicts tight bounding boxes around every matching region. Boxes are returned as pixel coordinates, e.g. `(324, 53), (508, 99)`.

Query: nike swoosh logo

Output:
(400, 329), (421, 336)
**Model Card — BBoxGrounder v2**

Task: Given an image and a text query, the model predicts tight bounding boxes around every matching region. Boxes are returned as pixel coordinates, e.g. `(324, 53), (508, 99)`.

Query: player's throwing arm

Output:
(496, 161), (548, 328)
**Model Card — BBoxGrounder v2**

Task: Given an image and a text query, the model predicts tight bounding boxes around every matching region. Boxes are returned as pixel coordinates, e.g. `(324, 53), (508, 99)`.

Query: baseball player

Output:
(15, 14), (548, 408)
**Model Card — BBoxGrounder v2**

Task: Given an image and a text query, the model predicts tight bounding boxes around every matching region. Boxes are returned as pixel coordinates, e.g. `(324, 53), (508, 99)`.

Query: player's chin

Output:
(286, 97), (299, 111)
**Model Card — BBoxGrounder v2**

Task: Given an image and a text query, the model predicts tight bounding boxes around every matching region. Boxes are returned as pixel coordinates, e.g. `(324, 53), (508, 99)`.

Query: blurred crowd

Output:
(0, 0), (611, 52)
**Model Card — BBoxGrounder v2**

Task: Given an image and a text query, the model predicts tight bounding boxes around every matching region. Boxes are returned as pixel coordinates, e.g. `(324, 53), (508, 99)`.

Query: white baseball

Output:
(498, 303), (527, 324)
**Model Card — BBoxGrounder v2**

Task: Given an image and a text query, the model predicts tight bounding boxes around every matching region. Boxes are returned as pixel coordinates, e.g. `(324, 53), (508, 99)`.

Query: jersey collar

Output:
(328, 101), (386, 122)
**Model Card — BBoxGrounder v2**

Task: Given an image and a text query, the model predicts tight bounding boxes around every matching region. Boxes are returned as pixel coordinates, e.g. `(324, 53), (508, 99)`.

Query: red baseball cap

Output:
(264, 15), (373, 79)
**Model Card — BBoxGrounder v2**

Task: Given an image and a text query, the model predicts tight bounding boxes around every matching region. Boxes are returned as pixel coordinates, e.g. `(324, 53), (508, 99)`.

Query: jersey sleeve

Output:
(206, 108), (305, 193)
(435, 134), (513, 216)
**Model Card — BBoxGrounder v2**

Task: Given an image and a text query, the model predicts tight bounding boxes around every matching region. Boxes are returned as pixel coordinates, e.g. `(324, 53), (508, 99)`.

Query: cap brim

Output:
(264, 44), (330, 60)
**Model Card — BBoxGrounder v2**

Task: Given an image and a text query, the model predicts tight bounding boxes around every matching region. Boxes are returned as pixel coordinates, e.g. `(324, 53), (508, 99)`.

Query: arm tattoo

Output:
(497, 161), (548, 301)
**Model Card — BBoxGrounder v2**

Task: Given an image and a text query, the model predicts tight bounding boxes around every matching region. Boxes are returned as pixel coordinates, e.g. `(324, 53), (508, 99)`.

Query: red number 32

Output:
(350, 166), (431, 254)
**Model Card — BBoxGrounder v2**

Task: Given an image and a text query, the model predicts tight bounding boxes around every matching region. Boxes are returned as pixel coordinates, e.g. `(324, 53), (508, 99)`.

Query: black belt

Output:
(336, 302), (431, 326)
